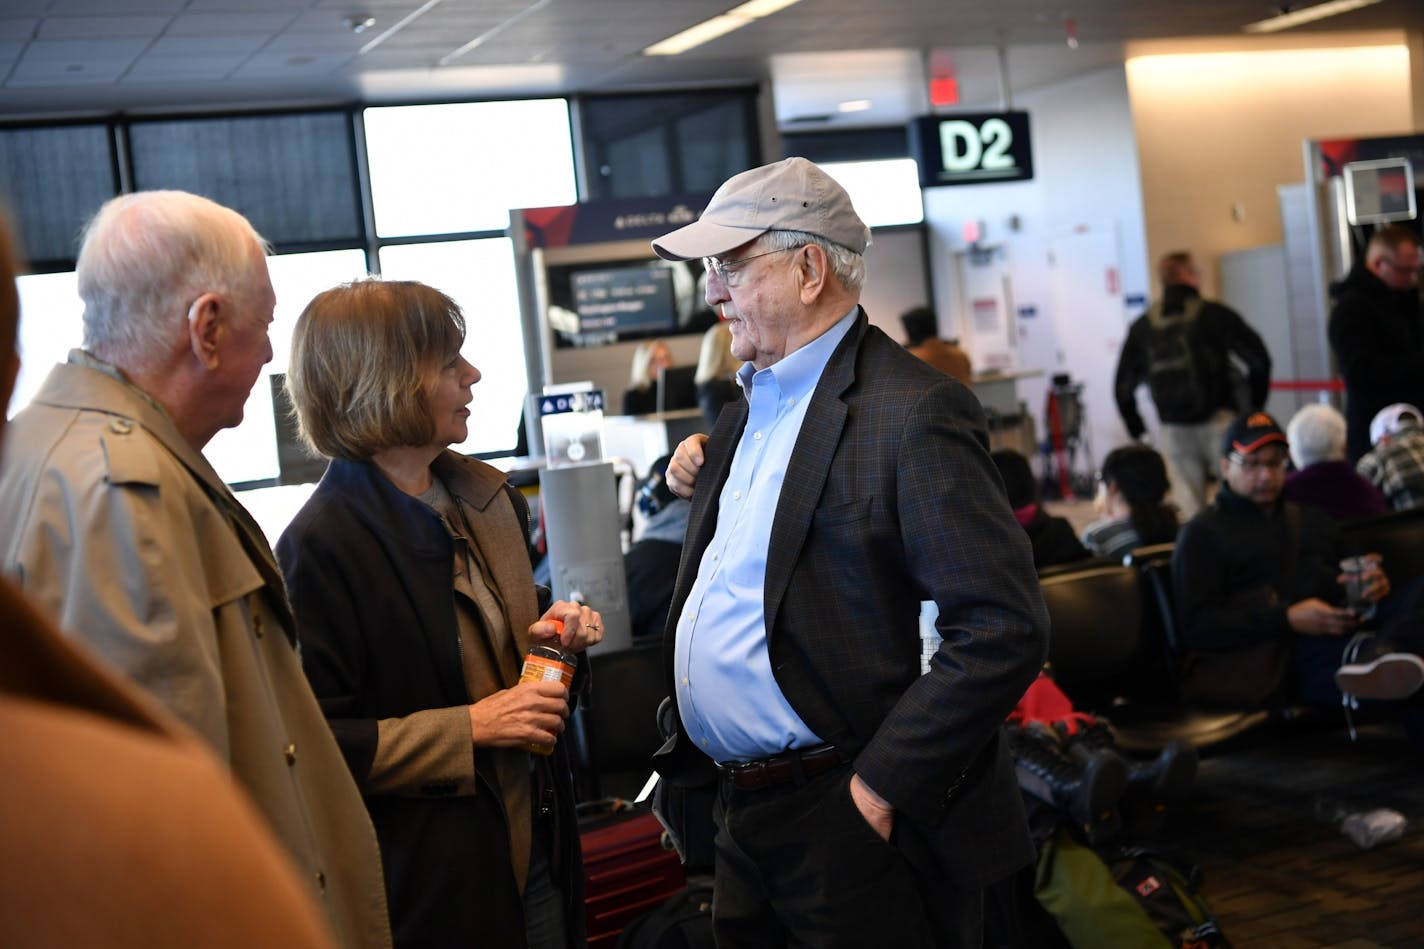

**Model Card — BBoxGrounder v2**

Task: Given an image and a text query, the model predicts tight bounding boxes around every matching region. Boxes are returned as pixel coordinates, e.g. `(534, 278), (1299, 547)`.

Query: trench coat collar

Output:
(34, 351), (296, 637)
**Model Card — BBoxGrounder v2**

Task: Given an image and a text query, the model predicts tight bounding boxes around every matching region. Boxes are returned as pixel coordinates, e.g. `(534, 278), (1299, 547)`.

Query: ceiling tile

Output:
(8, 56), (133, 84)
(0, 19), (39, 43)
(38, 16), (171, 39)
(354, 48), (451, 70)
(166, 13), (297, 36)
(280, 9), (365, 33)
(230, 50), (355, 77)
(184, 0), (306, 9)
(16, 37), (151, 62)
(146, 34), (272, 57)
(48, 0), (185, 13)
(124, 53), (249, 80)
(310, 0), (456, 8)
(264, 31), (369, 53)
(0, 0), (1418, 120)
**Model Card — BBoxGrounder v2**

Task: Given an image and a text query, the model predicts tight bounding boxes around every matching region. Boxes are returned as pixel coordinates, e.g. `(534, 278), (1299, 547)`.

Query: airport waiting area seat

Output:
(1038, 547), (1270, 755)
(569, 512), (1424, 787)
(568, 643), (666, 803)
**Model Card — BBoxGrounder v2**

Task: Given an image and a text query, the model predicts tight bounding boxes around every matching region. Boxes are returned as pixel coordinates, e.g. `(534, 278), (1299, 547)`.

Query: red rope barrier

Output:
(1270, 379), (1345, 392)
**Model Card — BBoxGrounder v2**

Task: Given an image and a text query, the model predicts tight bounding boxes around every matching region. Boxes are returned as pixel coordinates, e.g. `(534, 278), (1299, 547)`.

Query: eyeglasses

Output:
(1380, 257), (1424, 279)
(703, 246), (799, 286)
(1229, 452), (1288, 473)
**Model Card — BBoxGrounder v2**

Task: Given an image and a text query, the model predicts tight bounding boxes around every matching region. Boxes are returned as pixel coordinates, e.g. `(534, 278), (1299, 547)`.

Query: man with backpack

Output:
(1114, 251), (1272, 518)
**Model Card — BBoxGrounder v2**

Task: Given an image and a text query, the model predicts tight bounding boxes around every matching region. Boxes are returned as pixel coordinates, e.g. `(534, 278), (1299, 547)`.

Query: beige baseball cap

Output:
(652, 156), (870, 261)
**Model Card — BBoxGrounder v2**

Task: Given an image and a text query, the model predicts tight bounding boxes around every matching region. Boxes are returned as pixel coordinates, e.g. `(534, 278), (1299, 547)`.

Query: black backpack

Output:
(1143, 297), (1210, 420)
(1104, 846), (1233, 948)
(617, 880), (714, 949)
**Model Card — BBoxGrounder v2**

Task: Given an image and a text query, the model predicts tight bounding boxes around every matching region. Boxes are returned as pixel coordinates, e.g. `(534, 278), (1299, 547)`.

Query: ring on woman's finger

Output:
(586, 623), (600, 632)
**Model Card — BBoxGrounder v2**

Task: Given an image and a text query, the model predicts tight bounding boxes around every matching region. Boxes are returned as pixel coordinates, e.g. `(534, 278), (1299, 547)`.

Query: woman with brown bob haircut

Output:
(277, 279), (602, 949)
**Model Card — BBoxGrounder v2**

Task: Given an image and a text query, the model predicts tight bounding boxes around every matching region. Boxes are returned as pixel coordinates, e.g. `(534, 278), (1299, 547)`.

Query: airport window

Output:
(127, 111), (364, 249)
(205, 248), (371, 486)
(10, 248), (369, 488)
(819, 159), (925, 228)
(5, 94), (585, 481)
(377, 238), (527, 457)
(580, 90), (760, 199)
(0, 123), (117, 270)
(782, 126), (911, 165)
(782, 128), (924, 227)
(364, 100), (577, 238)
(11, 269), (82, 417)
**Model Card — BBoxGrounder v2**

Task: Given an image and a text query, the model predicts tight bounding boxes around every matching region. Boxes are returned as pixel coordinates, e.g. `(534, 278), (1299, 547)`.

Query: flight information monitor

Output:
(1343, 158), (1417, 225)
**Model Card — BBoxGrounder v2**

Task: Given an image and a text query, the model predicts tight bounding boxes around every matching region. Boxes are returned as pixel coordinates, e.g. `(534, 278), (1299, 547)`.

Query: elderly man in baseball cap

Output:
(654, 156), (872, 371)
(651, 157), (1049, 947)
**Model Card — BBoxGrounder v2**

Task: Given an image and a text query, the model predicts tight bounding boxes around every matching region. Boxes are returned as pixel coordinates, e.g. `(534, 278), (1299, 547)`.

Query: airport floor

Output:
(1152, 719), (1424, 949)
(1041, 496), (1424, 948)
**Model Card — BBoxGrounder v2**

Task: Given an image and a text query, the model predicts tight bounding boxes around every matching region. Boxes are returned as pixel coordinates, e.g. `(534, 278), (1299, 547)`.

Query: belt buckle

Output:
(722, 758), (768, 789)
(740, 759), (769, 788)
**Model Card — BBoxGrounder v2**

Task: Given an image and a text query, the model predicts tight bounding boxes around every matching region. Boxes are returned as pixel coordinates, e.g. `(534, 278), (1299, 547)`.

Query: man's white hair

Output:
(759, 229), (868, 292)
(77, 190), (269, 373)
(1287, 402), (1347, 469)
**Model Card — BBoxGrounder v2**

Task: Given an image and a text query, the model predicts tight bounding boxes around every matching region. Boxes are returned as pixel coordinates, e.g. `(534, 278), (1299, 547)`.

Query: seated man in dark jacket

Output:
(1173, 412), (1424, 709)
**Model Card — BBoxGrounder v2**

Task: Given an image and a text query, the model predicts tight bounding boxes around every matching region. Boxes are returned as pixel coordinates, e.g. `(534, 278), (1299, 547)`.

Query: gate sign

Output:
(910, 111), (1034, 188)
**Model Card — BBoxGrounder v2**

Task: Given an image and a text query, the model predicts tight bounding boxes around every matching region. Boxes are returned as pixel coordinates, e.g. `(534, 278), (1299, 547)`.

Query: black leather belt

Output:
(717, 745), (846, 791)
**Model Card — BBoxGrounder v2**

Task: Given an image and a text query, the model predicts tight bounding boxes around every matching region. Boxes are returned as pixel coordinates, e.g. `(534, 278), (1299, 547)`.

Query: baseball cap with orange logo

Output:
(1222, 411), (1287, 457)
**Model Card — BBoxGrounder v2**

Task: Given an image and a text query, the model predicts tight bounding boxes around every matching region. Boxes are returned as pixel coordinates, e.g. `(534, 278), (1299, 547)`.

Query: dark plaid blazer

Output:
(656, 309), (1049, 887)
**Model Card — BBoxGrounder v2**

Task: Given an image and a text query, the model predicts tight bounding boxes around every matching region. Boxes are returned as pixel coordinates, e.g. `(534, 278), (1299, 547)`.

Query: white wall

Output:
(1125, 37), (1413, 289)
(860, 227), (931, 339)
(922, 65), (1151, 482)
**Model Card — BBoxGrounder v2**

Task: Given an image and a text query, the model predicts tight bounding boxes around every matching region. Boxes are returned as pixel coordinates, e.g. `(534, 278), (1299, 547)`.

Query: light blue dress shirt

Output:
(674, 308), (858, 764)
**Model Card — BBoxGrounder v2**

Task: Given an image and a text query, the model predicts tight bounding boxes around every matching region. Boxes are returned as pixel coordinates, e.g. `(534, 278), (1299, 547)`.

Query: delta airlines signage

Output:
(910, 111), (1034, 188)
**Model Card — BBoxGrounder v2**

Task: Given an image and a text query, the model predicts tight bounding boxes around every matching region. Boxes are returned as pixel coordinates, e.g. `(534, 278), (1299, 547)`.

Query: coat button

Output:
(315, 871), (327, 892)
(108, 418), (132, 435)
(284, 742), (297, 765)
(252, 613), (263, 638)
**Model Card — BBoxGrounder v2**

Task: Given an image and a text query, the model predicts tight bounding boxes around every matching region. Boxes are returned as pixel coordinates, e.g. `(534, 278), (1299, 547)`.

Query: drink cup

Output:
(1340, 556), (1375, 620)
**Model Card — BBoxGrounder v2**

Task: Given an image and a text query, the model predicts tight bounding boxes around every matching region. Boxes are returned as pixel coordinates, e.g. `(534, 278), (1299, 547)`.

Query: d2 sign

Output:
(910, 112), (1034, 187)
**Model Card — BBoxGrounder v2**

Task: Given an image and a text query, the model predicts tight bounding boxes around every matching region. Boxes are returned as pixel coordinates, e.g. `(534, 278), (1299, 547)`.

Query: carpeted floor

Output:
(1151, 719), (1424, 948)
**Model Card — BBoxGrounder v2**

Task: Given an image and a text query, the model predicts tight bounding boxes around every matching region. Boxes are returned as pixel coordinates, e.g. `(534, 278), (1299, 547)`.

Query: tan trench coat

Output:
(0, 353), (392, 949)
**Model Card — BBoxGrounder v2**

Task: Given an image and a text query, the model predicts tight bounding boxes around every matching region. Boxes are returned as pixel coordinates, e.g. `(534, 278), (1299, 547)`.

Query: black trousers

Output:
(711, 764), (982, 948)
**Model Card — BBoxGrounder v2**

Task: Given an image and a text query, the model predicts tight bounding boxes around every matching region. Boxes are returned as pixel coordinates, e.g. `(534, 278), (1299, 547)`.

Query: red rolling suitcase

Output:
(580, 807), (686, 947)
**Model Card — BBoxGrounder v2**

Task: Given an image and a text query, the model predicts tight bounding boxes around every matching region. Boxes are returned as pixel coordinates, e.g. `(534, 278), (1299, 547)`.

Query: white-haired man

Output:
(0, 191), (391, 949)
(1282, 402), (1387, 520)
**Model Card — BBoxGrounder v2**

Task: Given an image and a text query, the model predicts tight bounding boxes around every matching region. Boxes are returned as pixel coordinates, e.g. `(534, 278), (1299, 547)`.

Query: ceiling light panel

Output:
(644, 0), (806, 56)
(1243, 0), (1385, 33)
